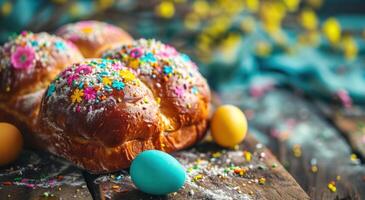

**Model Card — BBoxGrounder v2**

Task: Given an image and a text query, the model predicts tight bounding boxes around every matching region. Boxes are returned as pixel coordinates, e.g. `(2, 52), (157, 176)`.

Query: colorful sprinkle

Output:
(11, 46), (36, 69)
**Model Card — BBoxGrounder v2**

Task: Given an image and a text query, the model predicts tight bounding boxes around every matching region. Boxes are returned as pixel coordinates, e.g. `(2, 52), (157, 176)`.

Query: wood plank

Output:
(315, 102), (365, 159)
(0, 150), (92, 200)
(221, 87), (365, 199)
(87, 134), (308, 200)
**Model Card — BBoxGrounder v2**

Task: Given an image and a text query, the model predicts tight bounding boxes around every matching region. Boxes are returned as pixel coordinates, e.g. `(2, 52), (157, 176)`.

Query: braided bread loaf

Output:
(57, 21), (133, 58)
(0, 32), (83, 134)
(39, 39), (210, 173)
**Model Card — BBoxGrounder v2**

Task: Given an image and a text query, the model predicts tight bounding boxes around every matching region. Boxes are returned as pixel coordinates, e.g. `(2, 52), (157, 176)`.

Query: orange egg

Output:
(0, 123), (23, 166)
(210, 105), (248, 148)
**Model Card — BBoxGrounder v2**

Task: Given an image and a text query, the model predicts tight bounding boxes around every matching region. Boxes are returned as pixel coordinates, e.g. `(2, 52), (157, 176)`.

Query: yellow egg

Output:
(0, 123), (23, 166)
(210, 105), (248, 148)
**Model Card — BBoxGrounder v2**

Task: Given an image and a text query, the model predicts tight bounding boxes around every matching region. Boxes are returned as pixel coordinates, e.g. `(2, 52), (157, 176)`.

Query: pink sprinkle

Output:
(112, 63), (123, 70)
(174, 86), (184, 97)
(11, 46), (36, 70)
(76, 105), (81, 112)
(67, 74), (79, 86)
(75, 65), (92, 74)
(337, 89), (352, 108)
(249, 83), (274, 98)
(84, 87), (96, 100)
(130, 48), (143, 58)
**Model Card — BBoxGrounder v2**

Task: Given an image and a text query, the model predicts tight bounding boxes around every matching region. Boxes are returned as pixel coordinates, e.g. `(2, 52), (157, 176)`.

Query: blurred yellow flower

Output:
(184, 13), (201, 30)
(260, 2), (286, 34)
(193, 0), (210, 17)
(240, 16), (256, 33)
(155, 1), (175, 18)
(298, 31), (320, 46)
(97, 0), (114, 10)
(69, 3), (84, 17)
(245, 0), (259, 12)
(255, 41), (272, 57)
(1, 1), (12, 16)
(52, 0), (67, 4)
(307, 0), (323, 9)
(342, 35), (358, 60)
(283, 0), (300, 12)
(300, 9), (318, 31)
(322, 18), (341, 45)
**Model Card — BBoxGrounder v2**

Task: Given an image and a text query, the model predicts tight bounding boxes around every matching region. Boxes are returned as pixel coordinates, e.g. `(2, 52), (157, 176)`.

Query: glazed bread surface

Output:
(39, 39), (210, 173)
(0, 32), (83, 131)
(57, 20), (133, 58)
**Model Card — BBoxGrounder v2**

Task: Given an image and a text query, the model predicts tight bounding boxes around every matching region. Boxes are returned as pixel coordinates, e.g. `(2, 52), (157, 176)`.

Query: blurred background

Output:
(1, 0), (365, 106)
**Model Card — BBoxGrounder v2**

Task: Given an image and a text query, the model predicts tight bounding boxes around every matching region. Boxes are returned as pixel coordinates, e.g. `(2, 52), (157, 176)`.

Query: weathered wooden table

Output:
(222, 86), (365, 200)
(0, 133), (308, 200)
(2, 87), (364, 199)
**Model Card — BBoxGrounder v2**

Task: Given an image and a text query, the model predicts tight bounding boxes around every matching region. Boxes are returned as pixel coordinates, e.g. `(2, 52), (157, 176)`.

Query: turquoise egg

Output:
(130, 150), (186, 195)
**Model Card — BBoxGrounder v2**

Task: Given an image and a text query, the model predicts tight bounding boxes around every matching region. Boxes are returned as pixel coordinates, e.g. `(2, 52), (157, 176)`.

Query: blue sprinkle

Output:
(99, 63), (106, 68)
(115, 175), (123, 181)
(181, 53), (191, 61)
(105, 85), (113, 92)
(191, 86), (199, 94)
(31, 41), (38, 47)
(55, 41), (65, 50)
(163, 66), (173, 75)
(140, 52), (157, 63)
(47, 84), (56, 97)
(78, 82), (84, 89)
(112, 80), (125, 90)
(99, 71), (109, 77)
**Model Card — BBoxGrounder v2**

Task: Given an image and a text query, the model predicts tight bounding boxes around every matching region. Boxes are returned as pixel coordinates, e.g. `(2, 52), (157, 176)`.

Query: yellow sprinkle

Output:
(155, 1), (175, 18)
(293, 144), (302, 158)
(259, 177), (266, 185)
(71, 89), (84, 103)
(243, 151), (252, 162)
(212, 152), (222, 158)
(328, 182), (336, 192)
(129, 59), (140, 69)
(350, 153), (358, 161)
(102, 77), (112, 86)
(193, 174), (203, 181)
(311, 165), (318, 173)
(119, 70), (136, 82)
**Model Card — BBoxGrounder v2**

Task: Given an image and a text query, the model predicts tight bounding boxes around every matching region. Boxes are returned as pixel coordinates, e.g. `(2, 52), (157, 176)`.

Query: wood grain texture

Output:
(221, 87), (365, 200)
(0, 151), (92, 200)
(315, 102), (365, 160)
(86, 134), (308, 200)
